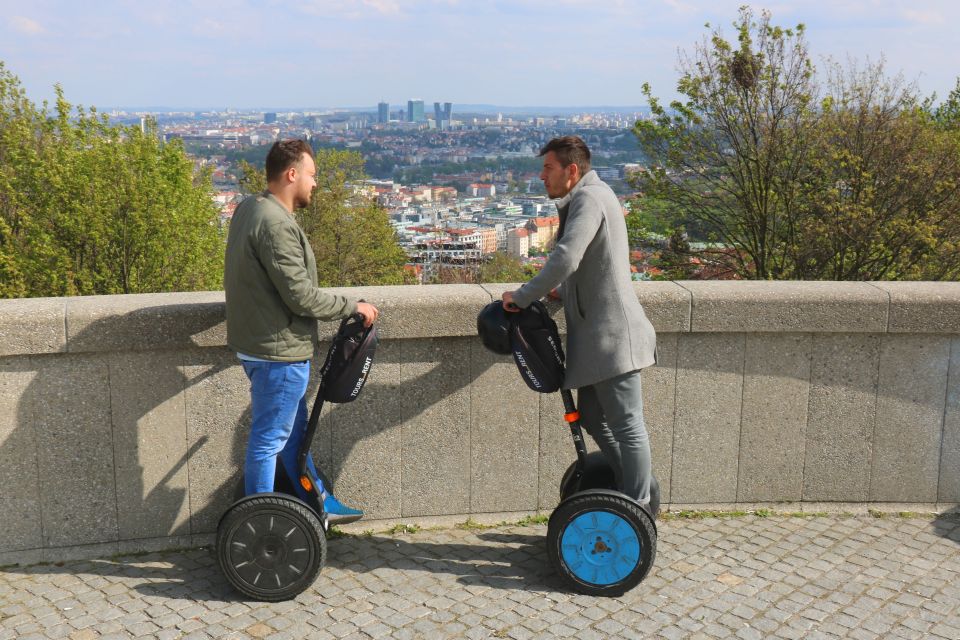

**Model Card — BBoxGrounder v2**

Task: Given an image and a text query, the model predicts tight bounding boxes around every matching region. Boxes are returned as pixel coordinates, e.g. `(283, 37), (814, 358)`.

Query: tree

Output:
(634, 10), (960, 280)
(634, 7), (817, 279)
(932, 78), (960, 130)
(0, 61), (224, 297)
(239, 147), (409, 287)
(790, 62), (960, 280)
(477, 251), (531, 283)
(237, 159), (266, 195)
(655, 228), (696, 280)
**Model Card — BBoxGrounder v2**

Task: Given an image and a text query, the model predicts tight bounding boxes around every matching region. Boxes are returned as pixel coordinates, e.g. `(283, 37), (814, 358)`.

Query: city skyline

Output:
(3, 1), (960, 109)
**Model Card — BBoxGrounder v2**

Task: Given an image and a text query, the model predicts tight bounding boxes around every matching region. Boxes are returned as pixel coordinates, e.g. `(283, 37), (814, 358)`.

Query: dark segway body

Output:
(560, 450), (661, 517)
(217, 313), (377, 601)
(478, 300), (659, 597)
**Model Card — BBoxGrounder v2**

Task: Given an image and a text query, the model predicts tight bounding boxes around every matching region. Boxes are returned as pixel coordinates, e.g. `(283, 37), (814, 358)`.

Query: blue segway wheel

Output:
(547, 492), (656, 596)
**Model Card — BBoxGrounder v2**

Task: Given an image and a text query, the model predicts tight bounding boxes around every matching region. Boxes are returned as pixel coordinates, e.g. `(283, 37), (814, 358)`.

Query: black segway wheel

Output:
(216, 494), (326, 601)
(547, 492), (657, 597)
(559, 451), (662, 517)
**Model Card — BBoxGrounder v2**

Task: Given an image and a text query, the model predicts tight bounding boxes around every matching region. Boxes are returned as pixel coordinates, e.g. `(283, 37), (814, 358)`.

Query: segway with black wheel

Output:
(478, 300), (658, 597)
(216, 313), (378, 601)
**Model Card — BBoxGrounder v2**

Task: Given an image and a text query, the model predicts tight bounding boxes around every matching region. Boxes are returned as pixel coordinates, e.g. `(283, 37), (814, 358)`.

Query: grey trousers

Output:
(577, 369), (652, 504)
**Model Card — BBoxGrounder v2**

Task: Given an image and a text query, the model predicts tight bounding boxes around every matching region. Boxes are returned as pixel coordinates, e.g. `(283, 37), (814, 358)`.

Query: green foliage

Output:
(0, 61), (224, 297)
(237, 159), (266, 195)
(655, 227), (698, 280)
(634, 7), (817, 279)
(239, 148), (409, 287)
(793, 63), (960, 280)
(634, 9), (960, 280)
(932, 78), (960, 130)
(387, 523), (421, 535)
(477, 251), (530, 283)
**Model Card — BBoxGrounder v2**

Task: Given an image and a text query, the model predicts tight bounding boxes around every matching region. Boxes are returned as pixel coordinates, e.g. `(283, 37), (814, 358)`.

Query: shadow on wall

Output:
(0, 302), (496, 559)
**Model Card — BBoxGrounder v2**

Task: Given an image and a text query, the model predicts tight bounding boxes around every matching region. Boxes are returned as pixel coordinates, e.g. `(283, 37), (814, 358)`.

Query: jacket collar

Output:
(556, 169), (599, 209)
(262, 190), (293, 214)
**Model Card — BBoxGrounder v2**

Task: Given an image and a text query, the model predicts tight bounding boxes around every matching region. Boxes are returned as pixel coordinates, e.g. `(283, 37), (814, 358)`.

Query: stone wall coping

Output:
(2, 281), (959, 356)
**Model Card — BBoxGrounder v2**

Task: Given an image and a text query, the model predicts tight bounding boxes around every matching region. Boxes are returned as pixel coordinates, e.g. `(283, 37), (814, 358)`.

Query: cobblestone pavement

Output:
(2, 513), (959, 640)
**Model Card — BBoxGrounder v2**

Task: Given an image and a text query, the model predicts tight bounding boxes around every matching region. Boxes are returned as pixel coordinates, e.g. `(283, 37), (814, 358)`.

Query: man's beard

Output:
(294, 192), (311, 209)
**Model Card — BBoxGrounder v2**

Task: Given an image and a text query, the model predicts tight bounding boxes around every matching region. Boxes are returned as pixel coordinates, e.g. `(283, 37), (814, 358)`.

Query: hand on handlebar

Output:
(356, 301), (379, 327)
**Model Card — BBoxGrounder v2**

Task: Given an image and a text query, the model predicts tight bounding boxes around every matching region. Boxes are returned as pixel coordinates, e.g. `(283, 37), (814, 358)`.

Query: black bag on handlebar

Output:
(319, 314), (379, 403)
(510, 300), (565, 394)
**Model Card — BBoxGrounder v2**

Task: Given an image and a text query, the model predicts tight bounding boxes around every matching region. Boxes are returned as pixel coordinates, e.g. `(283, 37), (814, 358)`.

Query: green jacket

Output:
(224, 191), (357, 361)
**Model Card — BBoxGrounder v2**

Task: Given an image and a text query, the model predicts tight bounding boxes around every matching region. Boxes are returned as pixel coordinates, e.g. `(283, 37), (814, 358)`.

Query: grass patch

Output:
(657, 508), (886, 521)
(659, 510), (750, 521)
(456, 518), (496, 531)
(109, 546), (198, 561)
(387, 523), (421, 535)
(327, 526), (347, 539)
(516, 513), (550, 526)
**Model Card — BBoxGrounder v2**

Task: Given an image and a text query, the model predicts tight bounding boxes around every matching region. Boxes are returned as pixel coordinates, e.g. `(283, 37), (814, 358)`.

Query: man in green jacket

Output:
(224, 139), (377, 518)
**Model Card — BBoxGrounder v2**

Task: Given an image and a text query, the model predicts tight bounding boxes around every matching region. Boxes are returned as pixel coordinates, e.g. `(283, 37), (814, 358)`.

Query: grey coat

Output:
(512, 170), (656, 389)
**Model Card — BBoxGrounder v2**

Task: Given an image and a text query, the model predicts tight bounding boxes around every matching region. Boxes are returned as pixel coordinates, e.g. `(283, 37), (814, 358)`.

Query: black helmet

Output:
(510, 301), (565, 393)
(476, 301), (513, 355)
(319, 313), (379, 403)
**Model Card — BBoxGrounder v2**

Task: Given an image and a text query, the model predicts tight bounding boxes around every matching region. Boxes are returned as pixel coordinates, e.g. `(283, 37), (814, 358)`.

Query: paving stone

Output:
(2, 515), (960, 639)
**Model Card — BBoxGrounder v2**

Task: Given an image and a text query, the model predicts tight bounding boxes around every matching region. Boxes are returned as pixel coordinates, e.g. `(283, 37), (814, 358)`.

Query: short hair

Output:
(539, 136), (591, 174)
(265, 139), (314, 183)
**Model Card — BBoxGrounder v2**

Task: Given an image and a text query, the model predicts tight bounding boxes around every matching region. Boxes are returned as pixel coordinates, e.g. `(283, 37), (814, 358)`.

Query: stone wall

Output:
(1, 282), (959, 563)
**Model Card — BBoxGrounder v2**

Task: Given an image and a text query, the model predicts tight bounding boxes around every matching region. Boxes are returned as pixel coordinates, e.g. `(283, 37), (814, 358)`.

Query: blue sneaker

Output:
(323, 494), (364, 525)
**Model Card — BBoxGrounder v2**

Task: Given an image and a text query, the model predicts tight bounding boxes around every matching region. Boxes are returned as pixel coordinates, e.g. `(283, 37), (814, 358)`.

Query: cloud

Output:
(299, 0), (405, 17)
(901, 8), (943, 25)
(363, 0), (402, 14)
(10, 16), (45, 35)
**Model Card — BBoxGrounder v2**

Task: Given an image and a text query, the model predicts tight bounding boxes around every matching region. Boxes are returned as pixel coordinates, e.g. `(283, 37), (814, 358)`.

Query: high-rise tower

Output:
(407, 99), (425, 122)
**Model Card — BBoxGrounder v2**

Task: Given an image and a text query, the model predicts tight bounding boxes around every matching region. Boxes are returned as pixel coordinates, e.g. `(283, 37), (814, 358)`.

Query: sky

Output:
(1, 1), (958, 110)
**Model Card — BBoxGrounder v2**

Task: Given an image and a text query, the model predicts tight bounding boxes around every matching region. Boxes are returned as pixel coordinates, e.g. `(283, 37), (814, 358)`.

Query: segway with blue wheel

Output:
(216, 313), (378, 601)
(478, 300), (658, 597)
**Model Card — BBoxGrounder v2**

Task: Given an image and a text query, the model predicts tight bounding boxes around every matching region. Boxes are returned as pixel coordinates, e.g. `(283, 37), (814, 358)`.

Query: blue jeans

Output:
(241, 360), (325, 501)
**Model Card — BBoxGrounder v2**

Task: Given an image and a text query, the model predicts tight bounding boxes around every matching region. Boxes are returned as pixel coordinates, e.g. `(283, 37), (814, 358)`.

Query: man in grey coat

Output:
(502, 136), (656, 505)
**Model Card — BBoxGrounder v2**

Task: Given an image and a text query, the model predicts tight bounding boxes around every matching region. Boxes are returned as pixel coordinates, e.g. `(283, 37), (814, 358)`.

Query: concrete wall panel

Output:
(183, 348), (250, 534)
(470, 342), (539, 514)
(738, 334), (812, 502)
(400, 337), (472, 518)
(939, 338), (960, 502)
(672, 333), (745, 503)
(804, 334), (880, 501)
(328, 340), (403, 519)
(0, 357), (41, 553)
(32, 355), (117, 547)
(109, 351), (190, 540)
(871, 336), (950, 502)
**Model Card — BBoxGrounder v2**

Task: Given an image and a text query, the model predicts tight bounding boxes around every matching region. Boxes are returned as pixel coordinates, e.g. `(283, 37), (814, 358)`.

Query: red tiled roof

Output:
(531, 216), (559, 226)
